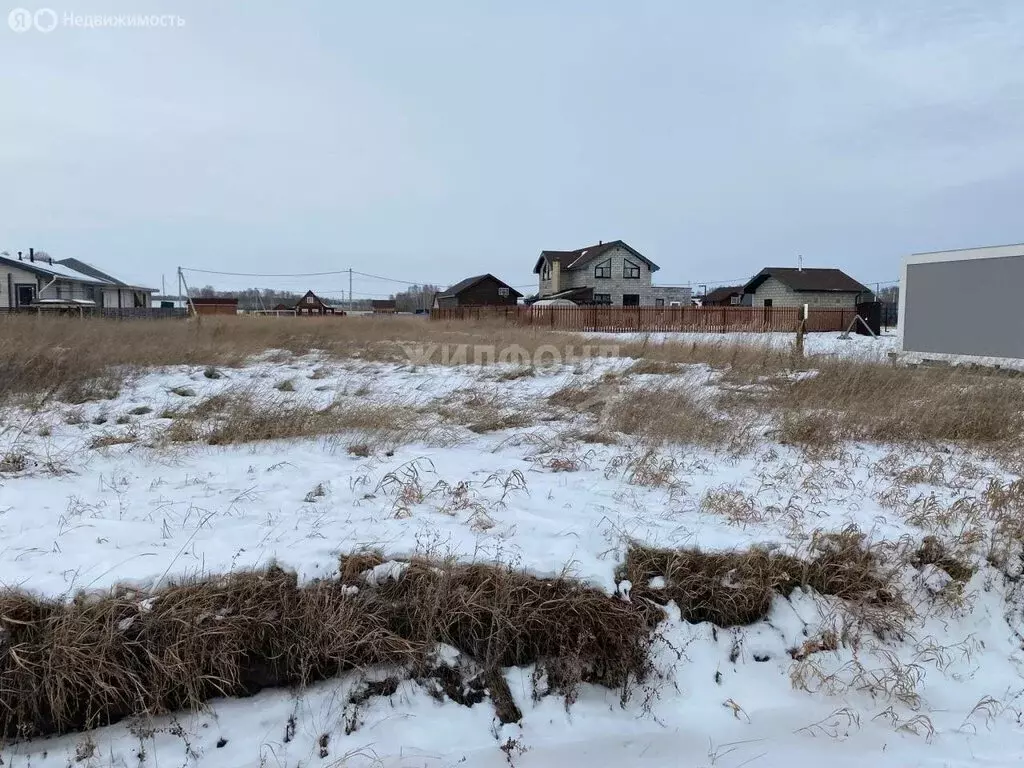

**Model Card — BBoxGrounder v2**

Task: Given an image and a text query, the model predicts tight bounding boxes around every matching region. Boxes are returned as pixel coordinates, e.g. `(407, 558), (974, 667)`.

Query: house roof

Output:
(0, 253), (155, 291)
(704, 285), (745, 303)
(744, 268), (870, 294)
(437, 273), (523, 299)
(0, 254), (111, 284)
(371, 299), (396, 308)
(55, 258), (122, 284)
(533, 240), (659, 274)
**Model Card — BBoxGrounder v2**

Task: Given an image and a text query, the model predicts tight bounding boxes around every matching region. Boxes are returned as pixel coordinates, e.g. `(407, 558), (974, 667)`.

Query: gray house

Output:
(743, 267), (871, 309)
(532, 240), (690, 307)
(902, 243), (1024, 360)
(0, 249), (155, 310)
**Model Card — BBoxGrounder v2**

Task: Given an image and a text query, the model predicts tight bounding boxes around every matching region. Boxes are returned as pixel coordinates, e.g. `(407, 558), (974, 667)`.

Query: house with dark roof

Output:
(293, 290), (344, 315)
(742, 267), (872, 309)
(371, 299), (397, 313)
(0, 248), (155, 309)
(532, 239), (690, 307)
(702, 285), (750, 306)
(433, 274), (522, 309)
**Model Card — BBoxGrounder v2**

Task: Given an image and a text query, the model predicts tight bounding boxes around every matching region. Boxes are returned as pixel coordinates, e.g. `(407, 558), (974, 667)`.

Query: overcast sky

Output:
(2, 0), (1022, 296)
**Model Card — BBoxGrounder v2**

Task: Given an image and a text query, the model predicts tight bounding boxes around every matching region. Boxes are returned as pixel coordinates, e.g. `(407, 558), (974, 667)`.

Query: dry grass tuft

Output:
(606, 386), (727, 447)
(620, 529), (897, 628)
(160, 389), (422, 447)
(0, 557), (653, 740)
(338, 557), (652, 701)
(0, 566), (418, 739)
(912, 535), (975, 583)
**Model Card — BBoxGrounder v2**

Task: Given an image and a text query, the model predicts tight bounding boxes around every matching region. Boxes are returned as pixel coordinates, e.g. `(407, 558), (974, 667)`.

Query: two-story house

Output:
(532, 240), (689, 307)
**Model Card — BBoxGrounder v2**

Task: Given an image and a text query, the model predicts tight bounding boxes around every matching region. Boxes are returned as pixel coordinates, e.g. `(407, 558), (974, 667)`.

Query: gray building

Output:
(743, 267), (871, 309)
(532, 240), (690, 307)
(902, 244), (1024, 360)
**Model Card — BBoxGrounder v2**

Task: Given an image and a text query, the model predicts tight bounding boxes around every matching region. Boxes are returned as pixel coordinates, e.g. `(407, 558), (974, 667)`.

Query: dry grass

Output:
(0, 316), (801, 409)
(762, 362), (1024, 449)
(0, 557), (653, 740)
(620, 529), (898, 628)
(0, 566), (416, 739)
(606, 386), (728, 447)
(161, 389), (422, 447)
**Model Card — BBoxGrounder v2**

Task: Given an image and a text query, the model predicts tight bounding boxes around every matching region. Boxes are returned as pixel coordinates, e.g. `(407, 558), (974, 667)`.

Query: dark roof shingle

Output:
(437, 273), (522, 299)
(744, 268), (869, 294)
(533, 240), (659, 274)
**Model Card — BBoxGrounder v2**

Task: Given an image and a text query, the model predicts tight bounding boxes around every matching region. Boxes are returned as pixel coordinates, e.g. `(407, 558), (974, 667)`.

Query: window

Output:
(763, 299), (773, 308)
(622, 294), (640, 307)
(593, 293), (611, 305)
(498, 286), (509, 296)
(730, 295), (741, 305)
(655, 298), (665, 307)
(594, 259), (611, 279)
(541, 262), (551, 280)
(623, 259), (641, 279)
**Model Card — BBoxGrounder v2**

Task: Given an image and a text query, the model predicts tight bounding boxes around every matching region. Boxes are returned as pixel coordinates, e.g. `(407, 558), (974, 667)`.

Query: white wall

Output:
(0, 264), (41, 308)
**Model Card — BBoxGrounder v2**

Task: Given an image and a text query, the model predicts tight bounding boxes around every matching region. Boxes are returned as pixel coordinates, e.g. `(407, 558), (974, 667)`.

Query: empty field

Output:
(2, 317), (1024, 767)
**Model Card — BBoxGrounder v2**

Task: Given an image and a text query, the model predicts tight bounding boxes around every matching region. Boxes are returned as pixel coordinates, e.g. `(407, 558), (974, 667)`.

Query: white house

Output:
(0, 249), (155, 310)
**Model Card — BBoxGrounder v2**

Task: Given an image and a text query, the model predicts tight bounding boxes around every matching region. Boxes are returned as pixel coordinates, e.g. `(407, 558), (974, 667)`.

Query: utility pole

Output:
(348, 268), (353, 311)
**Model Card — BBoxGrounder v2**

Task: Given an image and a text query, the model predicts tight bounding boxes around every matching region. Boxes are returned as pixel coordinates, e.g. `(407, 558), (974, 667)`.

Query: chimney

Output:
(17, 251), (22, 261)
(551, 260), (561, 294)
(599, 240), (603, 245)
(29, 247), (34, 263)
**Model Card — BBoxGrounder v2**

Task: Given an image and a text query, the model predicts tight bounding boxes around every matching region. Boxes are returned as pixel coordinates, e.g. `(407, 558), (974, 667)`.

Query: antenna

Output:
(798, 254), (803, 272)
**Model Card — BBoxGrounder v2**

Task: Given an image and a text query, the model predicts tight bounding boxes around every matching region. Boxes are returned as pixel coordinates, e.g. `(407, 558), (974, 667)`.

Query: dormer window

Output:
(594, 259), (612, 279)
(623, 259), (641, 279)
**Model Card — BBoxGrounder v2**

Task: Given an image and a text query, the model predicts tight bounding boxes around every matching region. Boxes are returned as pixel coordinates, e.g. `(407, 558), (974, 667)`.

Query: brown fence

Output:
(430, 305), (858, 333)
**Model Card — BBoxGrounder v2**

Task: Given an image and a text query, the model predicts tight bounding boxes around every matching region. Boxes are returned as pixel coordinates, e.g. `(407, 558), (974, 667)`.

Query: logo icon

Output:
(33, 7), (56, 32)
(8, 7), (33, 31)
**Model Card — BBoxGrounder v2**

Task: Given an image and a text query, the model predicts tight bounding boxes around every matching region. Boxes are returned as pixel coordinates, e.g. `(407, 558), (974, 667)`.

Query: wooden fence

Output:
(430, 305), (859, 333)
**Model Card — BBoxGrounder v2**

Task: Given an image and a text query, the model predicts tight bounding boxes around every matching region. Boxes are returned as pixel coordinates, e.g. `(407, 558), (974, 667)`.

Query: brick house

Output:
(743, 267), (872, 309)
(532, 240), (690, 307)
(434, 274), (522, 308)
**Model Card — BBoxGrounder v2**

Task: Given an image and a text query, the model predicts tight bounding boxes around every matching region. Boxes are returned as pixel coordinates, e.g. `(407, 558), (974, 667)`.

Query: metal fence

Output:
(430, 305), (858, 333)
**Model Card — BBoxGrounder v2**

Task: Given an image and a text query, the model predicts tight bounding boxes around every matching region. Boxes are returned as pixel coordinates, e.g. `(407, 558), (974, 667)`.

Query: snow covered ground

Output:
(585, 329), (901, 360)
(3, 345), (1024, 767)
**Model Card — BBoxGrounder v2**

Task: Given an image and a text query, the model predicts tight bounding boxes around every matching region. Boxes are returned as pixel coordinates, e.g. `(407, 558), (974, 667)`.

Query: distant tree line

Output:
(172, 283), (443, 312)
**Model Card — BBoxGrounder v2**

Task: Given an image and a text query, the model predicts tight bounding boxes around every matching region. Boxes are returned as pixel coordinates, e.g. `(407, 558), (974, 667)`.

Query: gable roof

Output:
(704, 285), (744, 303)
(437, 273), (523, 299)
(56, 258), (122, 284)
(0, 253), (155, 291)
(744, 267), (869, 294)
(0, 253), (112, 284)
(533, 240), (659, 274)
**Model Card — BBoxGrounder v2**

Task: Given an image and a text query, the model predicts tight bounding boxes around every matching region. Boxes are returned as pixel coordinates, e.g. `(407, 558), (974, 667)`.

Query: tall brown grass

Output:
(0, 316), (797, 406)
(0, 556), (652, 740)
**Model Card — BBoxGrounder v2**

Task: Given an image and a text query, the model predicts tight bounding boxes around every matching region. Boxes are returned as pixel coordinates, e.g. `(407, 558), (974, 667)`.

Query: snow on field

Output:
(3, 349), (1024, 767)
(584, 329), (901, 360)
